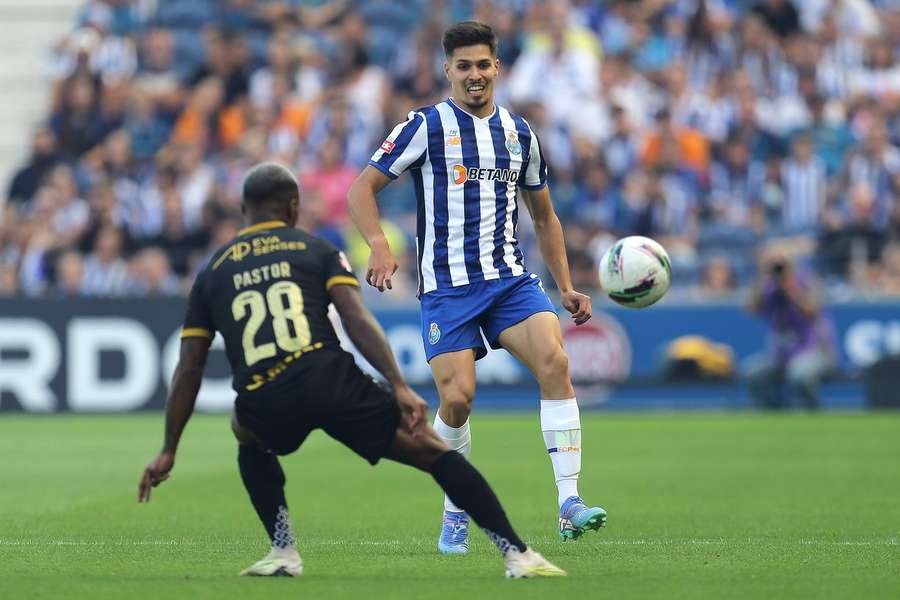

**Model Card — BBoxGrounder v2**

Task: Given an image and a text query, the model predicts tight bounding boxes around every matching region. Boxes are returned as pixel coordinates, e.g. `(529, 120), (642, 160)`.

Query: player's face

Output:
(445, 44), (499, 116)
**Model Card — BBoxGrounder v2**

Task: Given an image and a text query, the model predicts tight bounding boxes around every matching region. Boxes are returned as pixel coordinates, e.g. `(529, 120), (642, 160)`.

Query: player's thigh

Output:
(429, 348), (478, 402)
(421, 288), (488, 362)
(234, 389), (316, 455)
(495, 310), (566, 374)
(384, 424), (449, 471)
(321, 369), (402, 466)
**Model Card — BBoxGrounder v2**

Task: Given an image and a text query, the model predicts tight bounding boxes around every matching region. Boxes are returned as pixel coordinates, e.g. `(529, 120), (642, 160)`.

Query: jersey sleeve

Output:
(519, 120), (548, 190)
(368, 111), (428, 179)
(181, 270), (215, 340)
(323, 248), (360, 291)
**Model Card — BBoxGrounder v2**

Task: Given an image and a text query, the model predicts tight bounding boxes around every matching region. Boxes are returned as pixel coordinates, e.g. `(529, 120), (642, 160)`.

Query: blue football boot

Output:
(437, 510), (470, 554)
(559, 496), (607, 540)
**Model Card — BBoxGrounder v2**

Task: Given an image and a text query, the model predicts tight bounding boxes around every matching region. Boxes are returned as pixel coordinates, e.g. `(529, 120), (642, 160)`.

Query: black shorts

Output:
(234, 350), (401, 465)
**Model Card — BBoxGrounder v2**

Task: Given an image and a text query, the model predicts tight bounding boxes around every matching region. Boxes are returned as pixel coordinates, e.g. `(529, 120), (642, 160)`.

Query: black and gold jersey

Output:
(181, 220), (358, 394)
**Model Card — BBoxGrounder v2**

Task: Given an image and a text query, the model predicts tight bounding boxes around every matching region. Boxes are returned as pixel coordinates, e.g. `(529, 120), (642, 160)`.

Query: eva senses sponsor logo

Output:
(450, 164), (519, 185)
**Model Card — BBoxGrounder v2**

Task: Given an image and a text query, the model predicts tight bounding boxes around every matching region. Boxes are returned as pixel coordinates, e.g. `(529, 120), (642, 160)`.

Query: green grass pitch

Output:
(1, 413), (897, 599)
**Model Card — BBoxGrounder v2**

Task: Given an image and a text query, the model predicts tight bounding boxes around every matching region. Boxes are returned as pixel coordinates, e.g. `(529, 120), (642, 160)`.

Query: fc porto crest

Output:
(428, 322), (441, 345)
(505, 130), (521, 156)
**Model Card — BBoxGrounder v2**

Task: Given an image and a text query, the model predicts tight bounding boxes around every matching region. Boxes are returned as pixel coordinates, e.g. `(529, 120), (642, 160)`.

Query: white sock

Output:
(433, 412), (471, 513)
(541, 398), (582, 507)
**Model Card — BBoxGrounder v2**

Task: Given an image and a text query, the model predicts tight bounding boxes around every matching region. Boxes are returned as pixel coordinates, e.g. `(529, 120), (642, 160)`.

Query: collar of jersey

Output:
(238, 220), (287, 236)
(447, 97), (497, 122)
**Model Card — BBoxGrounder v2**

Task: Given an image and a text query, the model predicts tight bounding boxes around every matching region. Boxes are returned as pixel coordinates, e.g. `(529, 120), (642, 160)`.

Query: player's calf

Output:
(237, 444), (298, 554)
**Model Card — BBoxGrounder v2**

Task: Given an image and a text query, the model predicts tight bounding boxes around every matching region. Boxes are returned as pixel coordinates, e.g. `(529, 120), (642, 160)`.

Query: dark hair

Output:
(442, 21), (497, 57)
(242, 162), (299, 208)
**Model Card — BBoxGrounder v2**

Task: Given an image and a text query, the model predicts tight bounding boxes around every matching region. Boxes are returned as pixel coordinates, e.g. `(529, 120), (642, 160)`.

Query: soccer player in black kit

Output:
(137, 162), (565, 579)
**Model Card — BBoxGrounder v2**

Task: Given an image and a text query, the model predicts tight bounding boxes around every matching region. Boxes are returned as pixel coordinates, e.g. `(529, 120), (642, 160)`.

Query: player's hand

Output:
(394, 384), (427, 437)
(138, 451), (175, 503)
(366, 242), (399, 292)
(561, 290), (592, 325)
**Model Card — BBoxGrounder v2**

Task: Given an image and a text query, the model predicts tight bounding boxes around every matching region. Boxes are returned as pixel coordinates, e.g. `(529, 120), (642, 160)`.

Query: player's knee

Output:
(398, 427), (450, 470)
(536, 347), (570, 385)
(421, 430), (450, 464)
(436, 377), (475, 412)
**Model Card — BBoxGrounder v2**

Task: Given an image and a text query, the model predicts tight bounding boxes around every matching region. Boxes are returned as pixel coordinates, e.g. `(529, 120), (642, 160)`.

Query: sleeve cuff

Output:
(326, 275), (360, 290)
(520, 181), (547, 191)
(181, 327), (214, 339)
(368, 160), (399, 180)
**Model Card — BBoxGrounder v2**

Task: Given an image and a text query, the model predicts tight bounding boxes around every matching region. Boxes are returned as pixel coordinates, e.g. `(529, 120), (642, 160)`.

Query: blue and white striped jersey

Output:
(368, 98), (547, 295)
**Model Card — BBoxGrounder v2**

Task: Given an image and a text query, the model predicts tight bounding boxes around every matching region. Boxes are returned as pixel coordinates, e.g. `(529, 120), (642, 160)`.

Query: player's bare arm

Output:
(347, 166), (398, 292)
(521, 186), (592, 325)
(329, 283), (426, 435)
(138, 336), (211, 502)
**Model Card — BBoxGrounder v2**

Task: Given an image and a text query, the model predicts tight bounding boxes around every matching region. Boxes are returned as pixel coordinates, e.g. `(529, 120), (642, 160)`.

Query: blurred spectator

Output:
(573, 161), (620, 228)
(49, 76), (111, 159)
(851, 36), (900, 98)
(46, 165), (90, 247)
(188, 27), (251, 106)
(818, 182), (887, 283)
(698, 256), (739, 300)
(842, 120), (900, 227)
(745, 251), (837, 409)
(53, 250), (86, 297)
(780, 132), (827, 230)
(174, 144), (215, 230)
(508, 0), (600, 134)
(140, 189), (209, 277)
(295, 189), (346, 251)
(301, 136), (359, 227)
(0, 263), (19, 296)
(7, 127), (60, 205)
(752, 0), (801, 39)
(128, 247), (181, 295)
(709, 134), (765, 226)
(641, 108), (710, 177)
(125, 84), (170, 162)
(134, 27), (183, 110)
(82, 225), (129, 295)
(171, 76), (225, 148)
(603, 105), (639, 182)
(806, 93), (856, 176)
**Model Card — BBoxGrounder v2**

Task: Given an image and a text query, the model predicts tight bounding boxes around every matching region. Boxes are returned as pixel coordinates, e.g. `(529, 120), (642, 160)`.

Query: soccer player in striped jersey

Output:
(348, 21), (606, 554)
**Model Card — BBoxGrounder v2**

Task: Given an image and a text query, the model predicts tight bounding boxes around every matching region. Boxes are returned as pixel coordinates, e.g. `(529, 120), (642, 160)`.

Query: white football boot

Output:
(504, 547), (567, 579)
(239, 546), (303, 577)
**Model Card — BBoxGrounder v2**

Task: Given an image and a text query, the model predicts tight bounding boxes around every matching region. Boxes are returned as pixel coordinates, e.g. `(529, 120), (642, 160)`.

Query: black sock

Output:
(429, 451), (527, 555)
(237, 445), (294, 549)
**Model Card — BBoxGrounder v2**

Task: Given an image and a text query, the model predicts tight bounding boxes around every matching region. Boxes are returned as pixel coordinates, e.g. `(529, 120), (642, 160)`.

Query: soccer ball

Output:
(598, 236), (672, 308)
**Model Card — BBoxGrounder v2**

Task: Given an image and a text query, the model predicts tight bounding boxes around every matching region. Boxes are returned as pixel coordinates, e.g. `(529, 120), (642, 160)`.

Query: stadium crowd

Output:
(2, 0), (900, 302)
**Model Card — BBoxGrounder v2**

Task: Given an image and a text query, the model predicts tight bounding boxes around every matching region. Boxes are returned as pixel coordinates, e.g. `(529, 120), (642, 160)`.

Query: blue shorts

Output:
(420, 273), (556, 362)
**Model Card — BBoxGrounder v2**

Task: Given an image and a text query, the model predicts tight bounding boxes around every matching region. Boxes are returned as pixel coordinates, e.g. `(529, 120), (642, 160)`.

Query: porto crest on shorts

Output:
(505, 130), (521, 156)
(428, 322), (441, 345)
